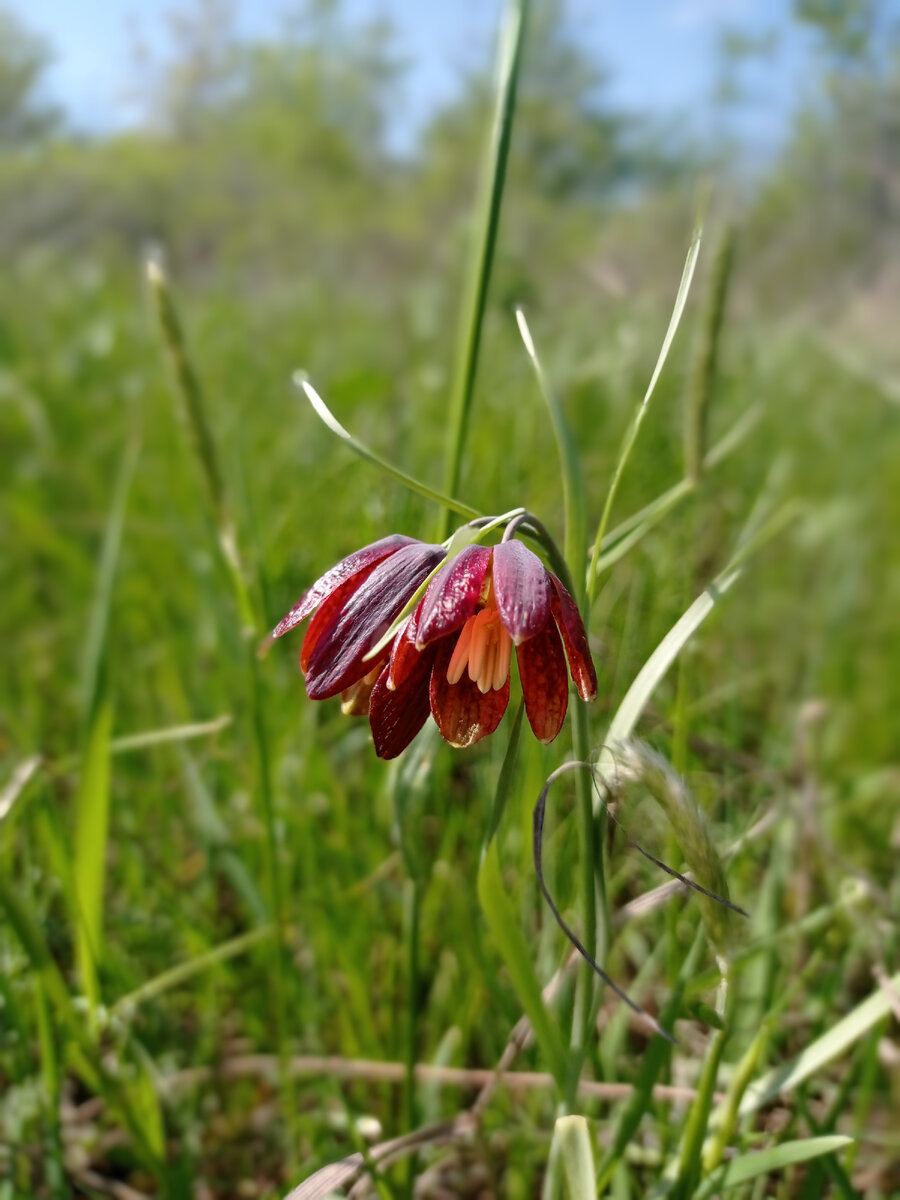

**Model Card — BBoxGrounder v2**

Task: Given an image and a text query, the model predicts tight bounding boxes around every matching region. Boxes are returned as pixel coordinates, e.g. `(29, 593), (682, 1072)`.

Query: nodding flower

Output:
(273, 533), (597, 759)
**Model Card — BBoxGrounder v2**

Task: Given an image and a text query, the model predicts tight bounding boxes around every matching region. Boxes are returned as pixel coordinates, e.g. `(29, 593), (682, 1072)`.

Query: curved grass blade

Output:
(587, 218), (703, 602)
(296, 374), (480, 520)
(694, 1137), (853, 1198)
(737, 972), (900, 1116)
(112, 926), (272, 1017)
(595, 403), (762, 564)
(600, 567), (740, 795)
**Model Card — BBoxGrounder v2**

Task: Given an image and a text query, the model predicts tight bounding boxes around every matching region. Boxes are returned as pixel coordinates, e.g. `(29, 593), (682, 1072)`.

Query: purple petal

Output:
(369, 645), (437, 759)
(549, 573), (598, 701)
(492, 540), (552, 645)
(272, 534), (415, 639)
(516, 622), (569, 744)
(416, 544), (492, 647)
(305, 541), (444, 699)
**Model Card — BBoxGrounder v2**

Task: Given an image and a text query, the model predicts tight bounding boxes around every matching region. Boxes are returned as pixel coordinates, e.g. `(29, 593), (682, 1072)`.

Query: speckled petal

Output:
(416, 544), (492, 647)
(492, 539), (552, 645)
(516, 621), (569, 743)
(548, 573), (598, 701)
(369, 644), (437, 759)
(273, 535), (415, 638)
(387, 603), (424, 690)
(429, 638), (510, 748)
(304, 541), (444, 699)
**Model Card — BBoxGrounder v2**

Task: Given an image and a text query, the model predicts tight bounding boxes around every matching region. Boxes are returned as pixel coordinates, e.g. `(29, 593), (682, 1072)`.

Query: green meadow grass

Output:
(3, 8), (900, 1198)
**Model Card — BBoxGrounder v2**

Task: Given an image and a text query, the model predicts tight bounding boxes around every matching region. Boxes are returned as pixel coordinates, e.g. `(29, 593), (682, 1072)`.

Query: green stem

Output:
(566, 697), (611, 1108)
(438, 0), (530, 540)
(403, 878), (422, 1196)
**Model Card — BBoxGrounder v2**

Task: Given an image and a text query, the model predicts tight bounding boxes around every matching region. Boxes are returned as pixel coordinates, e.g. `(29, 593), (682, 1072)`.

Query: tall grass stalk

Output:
(438, 0), (530, 540)
(147, 260), (296, 1166)
(684, 224), (736, 485)
(587, 221), (703, 603)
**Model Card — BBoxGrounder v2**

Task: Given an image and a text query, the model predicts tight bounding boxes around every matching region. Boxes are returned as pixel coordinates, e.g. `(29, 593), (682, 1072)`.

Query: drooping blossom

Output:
(273, 534), (596, 759)
(272, 535), (446, 716)
(369, 539), (596, 757)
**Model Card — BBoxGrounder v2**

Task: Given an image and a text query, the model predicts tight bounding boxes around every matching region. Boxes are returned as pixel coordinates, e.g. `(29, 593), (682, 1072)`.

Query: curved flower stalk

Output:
(272, 527), (597, 759)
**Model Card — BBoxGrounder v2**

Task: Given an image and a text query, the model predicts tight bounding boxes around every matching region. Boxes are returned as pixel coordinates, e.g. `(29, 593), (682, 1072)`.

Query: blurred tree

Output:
(793, 0), (880, 64)
(0, 7), (60, 145)
(128, 0), (239, 137)
(745, 0), (900, 316)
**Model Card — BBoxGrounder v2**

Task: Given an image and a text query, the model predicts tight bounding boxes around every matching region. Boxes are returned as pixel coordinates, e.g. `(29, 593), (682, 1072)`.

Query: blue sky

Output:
(15, 0), (821, 155)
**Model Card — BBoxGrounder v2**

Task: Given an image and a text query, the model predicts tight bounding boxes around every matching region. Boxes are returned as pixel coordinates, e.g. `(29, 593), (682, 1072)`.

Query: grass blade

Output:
(73, 693), (113, 1014)
(738, 973), (900, 1115)
(684, 224), (736, 484)
(439, 0), (530, 538)
(296, 374), (479, 521)
(694, 1137), (853, 1197)
(554, 1115), (596, 1199)
(587, 219), (703, 601)
(596, 568), (740, 810)
(79, 423), (141, 718)
(112, 926), (273, 1017)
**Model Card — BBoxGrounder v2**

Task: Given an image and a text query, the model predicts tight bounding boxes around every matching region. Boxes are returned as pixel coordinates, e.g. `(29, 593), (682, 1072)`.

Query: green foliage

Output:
(1, 1), (898, 1196)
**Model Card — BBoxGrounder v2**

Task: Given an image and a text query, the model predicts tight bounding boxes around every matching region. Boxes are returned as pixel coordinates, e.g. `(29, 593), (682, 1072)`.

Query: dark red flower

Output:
(369, 539), (597, 758)
(274, 535), (597, 760)
(272, 535), (446, 714)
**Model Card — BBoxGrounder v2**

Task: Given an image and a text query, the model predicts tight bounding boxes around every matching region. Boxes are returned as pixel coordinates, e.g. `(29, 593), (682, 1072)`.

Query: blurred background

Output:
(2, 0), (899, 1197)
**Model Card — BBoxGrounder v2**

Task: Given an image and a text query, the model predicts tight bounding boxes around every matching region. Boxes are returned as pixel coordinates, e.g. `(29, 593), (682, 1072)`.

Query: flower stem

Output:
(567, 697), (609, 1102)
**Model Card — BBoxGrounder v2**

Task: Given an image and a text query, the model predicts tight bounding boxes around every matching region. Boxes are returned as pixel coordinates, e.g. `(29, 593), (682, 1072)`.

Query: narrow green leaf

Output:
(439, 0), (530, 538)
(694, 1137), (853, 1197)
(297, 374), (480, 521)
(112, 926), (273, 1017)
(477, 840), (568, 1088)
(0, 755), (42, 826)
(108, 714), (232, 755)
(594, 569), (740, 814)
(555, 1115), (596, 1199)
(127, 1040), (167, 1161)
(739, 973), (900, 1115)
(587, 219), (704, 600)
(80, 423), (140, 718)
(684, 224), (736, 484)
(73, 694), (113, 1011)
(597, 403), (762, 558)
